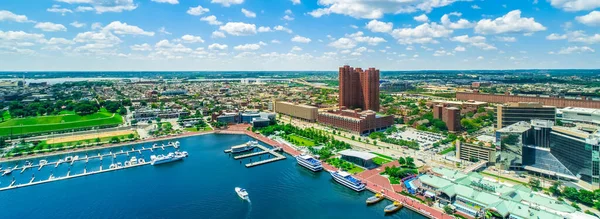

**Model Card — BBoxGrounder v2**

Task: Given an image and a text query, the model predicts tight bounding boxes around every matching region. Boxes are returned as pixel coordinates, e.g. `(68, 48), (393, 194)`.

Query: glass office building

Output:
(550, 126), (600, 185)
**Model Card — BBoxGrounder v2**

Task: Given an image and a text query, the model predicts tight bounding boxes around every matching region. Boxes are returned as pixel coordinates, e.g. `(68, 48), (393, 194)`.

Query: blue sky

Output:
(0, 0), (599, 71)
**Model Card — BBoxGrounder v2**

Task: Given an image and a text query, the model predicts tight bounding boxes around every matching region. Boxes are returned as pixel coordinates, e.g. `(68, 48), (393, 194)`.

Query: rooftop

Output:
(338, 150), (377, 160)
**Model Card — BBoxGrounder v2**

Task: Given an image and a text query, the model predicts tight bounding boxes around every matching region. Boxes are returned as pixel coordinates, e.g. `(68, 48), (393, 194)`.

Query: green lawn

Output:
(288, 134), (316, 146)
(389, 176), (401, 184)
(438, 146), (456, 155)
(0, 108), (123, 137)
(348, 166), (364, 174)
(184, 126), (213, 132)
(1, 111), (10, 121)
(372, 157), (392, 165)
(481, 172), (527, 186)
(370, 152), (395, 160)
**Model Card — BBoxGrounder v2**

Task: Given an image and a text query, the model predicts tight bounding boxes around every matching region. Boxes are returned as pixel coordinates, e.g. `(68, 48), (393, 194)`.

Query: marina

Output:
(225, 141), (286, 168)
(0, 134), (426, 219)
(0, 142), (182, 191)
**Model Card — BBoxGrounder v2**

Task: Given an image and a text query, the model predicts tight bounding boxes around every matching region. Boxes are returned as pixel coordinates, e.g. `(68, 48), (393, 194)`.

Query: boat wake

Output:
(244, 199), (252, 219)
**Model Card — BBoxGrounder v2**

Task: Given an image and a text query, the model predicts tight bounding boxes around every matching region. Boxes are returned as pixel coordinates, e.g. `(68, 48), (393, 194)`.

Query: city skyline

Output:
(1, 0), (600, 71)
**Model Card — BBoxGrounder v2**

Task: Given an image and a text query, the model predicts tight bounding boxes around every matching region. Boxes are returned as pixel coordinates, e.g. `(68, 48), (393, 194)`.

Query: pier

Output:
(225, 142), (286, 168)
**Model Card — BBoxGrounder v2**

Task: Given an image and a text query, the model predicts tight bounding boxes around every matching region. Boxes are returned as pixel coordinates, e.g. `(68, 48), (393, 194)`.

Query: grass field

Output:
(370, 152), (395, 160)
(288, 134), (316, 146)
(372, 156), (392, 165)
(348, 166), (364, 174)
(184, 127), (213, 132)
(0, 108), (123, 137)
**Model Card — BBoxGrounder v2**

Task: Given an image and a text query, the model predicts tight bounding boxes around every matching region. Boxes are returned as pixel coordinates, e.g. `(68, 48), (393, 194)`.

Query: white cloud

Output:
(549, 0), (600, 12)
(451, 35), (497, 50)
(477, 56), (484, 60)
(454, 46), (466, 52)
(103, 21), (154, 36)
(474, 10), (546, 35)
(329, 38), (356, 49)
(152, 0), (178, 4)
(187, 5), (209, 16)
(550, 46), (595, 54)
(211, 0), (244, 7)
(91, 22), (102, 30)
(219, 22), (257, 36)
(131, 43), (153, 51)
(158, 27), (171, 35)
(471, 5), (481, 9)
(283, 15), (295, 21)
(234, 43), (261, 51)
(258, 26), (272, 32)
(0, 31), (44, 44)
(285, 9), (293, 15)
(211, 31), (226, 38)
(433, 50), (453, 56)
(0, 10), (32, 23)
(413, 14), (429, 22)
(200, 15), (222, 25)
(74, 31), (122, 44)
(208, 43), (228, 50)
(241, 8), (256, 18)
(291, 35), (311, 43)
(43, 37), (74, 45)
(274, 25), (293, 33)
(496, 36), (517, 42)
(441, 12), (474, 29)
(34, 22), (67, 32)
(291, 46), (302, 52)
(308, 0), (463, 19)
(181, 35), (205, 43)
(57, 0), (137, 14)
(576, 11), (600, 26)
(271, 40), (281, 44)
(366, 20), (393, 33)
(291, 0), (301, 5)
(348, 31), (386, 45)
(546, 30), (600, 44)
(391, 22), (452, 44)
(47, 5), (73, 15)
(70, 21), (86, 28)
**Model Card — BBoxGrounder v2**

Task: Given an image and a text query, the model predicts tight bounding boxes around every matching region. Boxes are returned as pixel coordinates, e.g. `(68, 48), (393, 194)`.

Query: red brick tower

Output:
(338, 65), (380, 112)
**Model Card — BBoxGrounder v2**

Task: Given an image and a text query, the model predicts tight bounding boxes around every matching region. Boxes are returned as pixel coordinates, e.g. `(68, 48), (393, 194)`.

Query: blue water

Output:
(0, 134), (425, 219)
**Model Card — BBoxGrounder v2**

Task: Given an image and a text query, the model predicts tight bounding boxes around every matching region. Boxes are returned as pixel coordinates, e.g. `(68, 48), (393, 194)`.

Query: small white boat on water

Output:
(39, 160), (48, 166)
(229, 141), (258, 153)
(2, 169), (12, 176)
(235, 187), (249, 201)
(65, 156), (73, 162)
(130, 157), (138, 165)
(138, 158), (146, 164)
(109, 163), (117, 169)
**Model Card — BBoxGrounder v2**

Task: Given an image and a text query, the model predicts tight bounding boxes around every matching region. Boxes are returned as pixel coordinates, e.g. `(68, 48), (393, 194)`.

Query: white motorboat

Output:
(235, 187), (249, 201)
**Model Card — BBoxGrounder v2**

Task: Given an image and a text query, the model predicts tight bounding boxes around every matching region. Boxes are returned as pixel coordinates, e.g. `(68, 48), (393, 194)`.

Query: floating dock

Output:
(226, 143), (285, 168)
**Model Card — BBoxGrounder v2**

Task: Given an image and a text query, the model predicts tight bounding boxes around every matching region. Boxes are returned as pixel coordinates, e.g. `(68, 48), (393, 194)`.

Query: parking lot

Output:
(387, 128), (444, 150)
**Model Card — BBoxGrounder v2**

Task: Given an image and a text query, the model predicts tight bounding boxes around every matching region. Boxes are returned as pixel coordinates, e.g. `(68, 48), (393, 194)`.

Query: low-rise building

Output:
(274, 101), (318, 122)
(456, 141), (496, 164)
(317, 109), (394, 135)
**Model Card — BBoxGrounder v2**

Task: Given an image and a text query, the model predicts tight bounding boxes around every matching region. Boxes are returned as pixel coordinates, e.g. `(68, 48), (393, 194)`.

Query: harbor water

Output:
(0, 134), (425, 219)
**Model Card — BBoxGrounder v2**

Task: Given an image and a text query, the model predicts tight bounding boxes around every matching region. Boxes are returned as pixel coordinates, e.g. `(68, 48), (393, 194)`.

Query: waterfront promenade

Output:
(219, 124), (452, 219)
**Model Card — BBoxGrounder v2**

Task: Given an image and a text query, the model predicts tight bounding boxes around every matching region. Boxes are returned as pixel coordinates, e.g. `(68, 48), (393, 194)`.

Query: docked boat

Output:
(117, 162), (123, 168)
(235, 187), (249, 201)
(150, 151), (188, 165)
(366, 193), (385, 205)
(55, 159), (64, 167)
(109, 163), (117, 169)
(230, 141), (258, 153)
(124, 161), (130, 167)
(39, 160), (48, 166)
(138, 158), (146, 164)
(295, 154), (323, 172)
(171, 141), (180, 149)
(2, 169), (13, 176)
(330, 170), (366, 192)
(384, 201), (403, 213)
(130, 157), (138, 165)
(65, 156), (73, 162)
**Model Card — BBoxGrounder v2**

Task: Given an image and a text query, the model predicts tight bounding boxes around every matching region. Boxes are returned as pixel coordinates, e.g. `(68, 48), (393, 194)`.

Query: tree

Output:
(528, 178), (541, 191)
(563, 187), (579, 201)
(443, 205), (454, 214)
(351, 136), (355, 140)
(127, 133), (135, 139)
(549, 181), (562, 197)
(405, 157), (415, 168)
(398, 157), (406, 166)
(110, 137), (120, 143)
(94, 137), (101, 143)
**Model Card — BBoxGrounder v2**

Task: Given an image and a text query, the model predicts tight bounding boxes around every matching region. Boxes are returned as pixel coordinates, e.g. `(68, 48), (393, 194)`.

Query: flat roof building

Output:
(338, 149), (377, 169)
(274, 101), (318, 122)
(496, 102), (556, 129)
(559, 107), (600, 125)
(317, 109), (394, 135)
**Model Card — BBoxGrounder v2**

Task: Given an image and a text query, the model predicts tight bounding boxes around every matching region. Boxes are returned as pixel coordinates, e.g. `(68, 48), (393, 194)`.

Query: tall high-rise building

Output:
(338, 65), (380, 112)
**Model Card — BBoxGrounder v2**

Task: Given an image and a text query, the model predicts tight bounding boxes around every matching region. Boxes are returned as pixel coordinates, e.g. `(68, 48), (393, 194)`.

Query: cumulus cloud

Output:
(283, 15), (294, 21)
(291, 35), (311, 43)
(576, 11), (600, 26)
(496, 36), (517, 42)
(546, 30), (600, 44)
(454, 46), (466, 52)
(365, 20), (393, 33)
(131, 43), (153, 51)
(550, 46), (595, 54)
(391, 22), (452, 44)
(258, 26), (272, 32)
(474, 10), (546, 35)
(274, 25), (293, 33)
(47, 5), (73, 15)
(181, 35), (205, 43)
(187, 5), (209, 16)
(291, 46), (302, 52)
(291, 0), (301, 5)
(329, 38), (356, 49)
(211, 0), (244, 7)
(0, 10), (33, 23)
(451, 35), (497, 50)
(56, 0), (137, 14)
(241, 8), (256, 18)
(549, 0), (600, 12)
(441, 12), (474, 29)
(308, 0), (463, 19)
(208, 43), (228, 50)
(152, 0), (179, 4)
(201, 15), (222, 25)
(212, 31), (226, 38)
(70, 21), (86, 28)
(74, 31), (122, 45)
(103, 21), (154, 36)
(234, 43), (261, 51)
(219, 22), (257, 36)
(347, 31), (387, 45)
(413, 14), (429, 22)
(34, 22), (67, 32)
